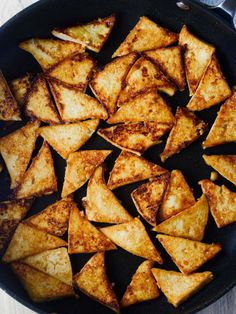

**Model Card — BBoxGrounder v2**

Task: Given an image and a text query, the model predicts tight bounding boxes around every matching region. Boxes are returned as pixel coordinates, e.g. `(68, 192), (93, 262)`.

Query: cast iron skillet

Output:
(0, 0), (236, 313)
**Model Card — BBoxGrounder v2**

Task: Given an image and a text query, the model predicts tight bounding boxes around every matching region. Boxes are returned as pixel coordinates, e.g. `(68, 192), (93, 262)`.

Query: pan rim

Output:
(0, 0), (235, 313)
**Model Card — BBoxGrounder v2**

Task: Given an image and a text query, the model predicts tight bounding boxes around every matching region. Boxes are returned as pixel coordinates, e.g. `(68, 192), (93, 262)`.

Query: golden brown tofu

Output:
(120, 260), (159, 308)
(52, 15), (116, 53)
(200, 179), (236, 228)
(73, 252), (119, 312)
(107, 151), (168, 190)
(157, 234), (221, 274)
(61, 150), (111, 197)
(15, 142), (57, 199)
(160, 107), (207, 162)
(0, 120), (40, 189)
(101, 218), (163, 263)
(68, 206), (116, 254)
(83, 166), (132, 224)
(113, 16), (178, 57)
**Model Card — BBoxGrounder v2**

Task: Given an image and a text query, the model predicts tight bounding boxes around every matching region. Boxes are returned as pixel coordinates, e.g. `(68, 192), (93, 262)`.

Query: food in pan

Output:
(0, 12), (235, 312)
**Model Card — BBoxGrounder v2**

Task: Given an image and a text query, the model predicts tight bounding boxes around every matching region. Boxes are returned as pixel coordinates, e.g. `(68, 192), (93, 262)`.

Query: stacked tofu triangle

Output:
(0, 13), (235, 312)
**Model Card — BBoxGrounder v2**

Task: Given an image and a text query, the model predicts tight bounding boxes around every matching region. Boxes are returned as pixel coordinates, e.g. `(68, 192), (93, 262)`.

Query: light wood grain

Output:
(0, 1), (235, 313)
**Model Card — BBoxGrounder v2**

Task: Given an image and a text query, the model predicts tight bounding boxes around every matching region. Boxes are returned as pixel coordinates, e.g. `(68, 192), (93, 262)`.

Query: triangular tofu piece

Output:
(187, 55), (231, 111)
(98, 122), (171, 155)
(90, 53), (138, 114)
(112, 16), (178, 58)
(73, 252), (119, 312)
(120, 260), (159, 308)
(52, 15), (116, 53)
(22, 247), (72, 285)
(38, 119), (99, 159)
(0, 199), (32, 254)
(200, 179), (236, 228)
(48, 78), (108, 122)
(16, 142), (57, 199)
(0, 70), (21, 121)
(26, 197), (76, 236)
(203, 154), (236, 185)
(203, 92), (236, 148)
(46, 53), (95, 89)
(10, 73), (33, 106)
(118, 57), (176, 104)
(154, 195), (209, 241)
(0, 120), (40, 189)
(144, 46), (186, 90)
(12, 262), (74, 302)
(108, 89), (174, 126)
(107, 151), (168, 190)
(152, 268), (214, 307)
(179, 25), (215, 96)
(2, 223), (67, 263)
(83, 166), (132, 224)
(160, 107), (207, 162)
(101, 218), (162, 263)
(131, 174), (170, 226)
(25, 75), (60, 124)
(68, 206), (116, 253)
(62, 150), (111, 197)
(159, 170), (195, 221)
(19, 38), (84, 70)
(157, 234), (221, 274)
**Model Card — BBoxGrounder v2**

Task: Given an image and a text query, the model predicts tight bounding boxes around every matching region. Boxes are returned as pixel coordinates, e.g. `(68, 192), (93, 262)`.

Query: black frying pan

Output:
(0, 0), (236, 313)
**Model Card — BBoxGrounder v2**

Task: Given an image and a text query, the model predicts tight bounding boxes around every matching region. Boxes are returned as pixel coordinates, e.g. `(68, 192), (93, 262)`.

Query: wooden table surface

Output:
(0, 0), (235, 313)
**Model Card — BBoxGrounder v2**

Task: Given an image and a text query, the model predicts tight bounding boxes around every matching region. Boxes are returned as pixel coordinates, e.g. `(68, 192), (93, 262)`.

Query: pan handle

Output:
(177, 0), (236, 29)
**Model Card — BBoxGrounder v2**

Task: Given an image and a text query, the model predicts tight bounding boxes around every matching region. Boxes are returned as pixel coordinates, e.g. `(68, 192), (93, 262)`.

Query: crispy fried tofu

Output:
(10, 73), (33, 106)
(26, 197), (75, 236)
(16, 142), (57, 199)
(157, 234), (221, 274)
(112, 16), (178, 58)
(0, 120), (40, 189)
(179, 25), (215, 96)
(203, 154), (236, 185)
(0, 199), (32, 254)
(154, 195), (209, 241)
(131, 174), (170, 226)
(46, 53), (95, 89)
(19, 38), (84, 70)
(200, 179), (236, 228)
(0, 70), (21, 121)
(25, 75), (60, 124)
(144, 46), (186, 90)
(160, 107), (207, 162)
(203, 92), (236, 148)
(118, 57), (176, 104)
(101, 218), (162, 263)
(98, 122), (171, 155)
(38, 119), (99, 159)
(52, 15), (116, 53)
(151, 268), (213, 307)
(83, 166), (132, 224)
(68, 206), (116, 253)
(159, 170), (195, 221)
(48, 78), (108, 122)
(2, 223), (67, 263)
(73, 252), (119, 313)
(107, 151), (168, 190)
(187, 55), (231, 111)
(12, 262), (74, 302)
(62, 150), (111, 197)
(22, 247), (72, 286)
(108, 89), (174, 125)
(90, 53), (138, 114)
(120, 260), (159, 308)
